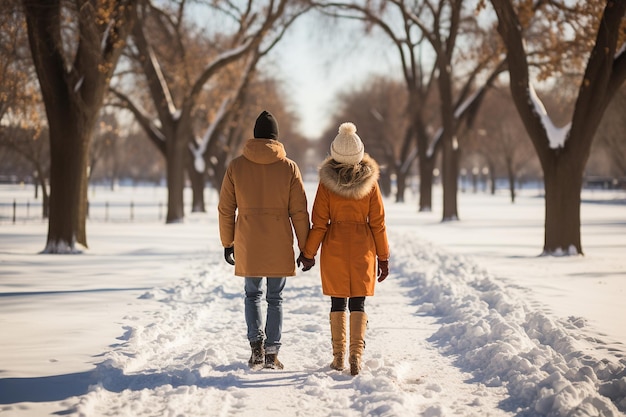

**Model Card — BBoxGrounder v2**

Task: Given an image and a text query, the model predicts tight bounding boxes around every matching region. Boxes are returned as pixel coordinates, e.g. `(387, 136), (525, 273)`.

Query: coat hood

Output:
(319, 153), (380, 200)
(242, 138), (286, 164)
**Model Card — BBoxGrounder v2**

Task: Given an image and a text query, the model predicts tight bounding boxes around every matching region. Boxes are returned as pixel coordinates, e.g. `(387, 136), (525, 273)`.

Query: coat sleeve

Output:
(289, 162), (310, 252)
(368, 182), (390, 260)
(303, 183), (330, 259)
(217, 164), (237, 248)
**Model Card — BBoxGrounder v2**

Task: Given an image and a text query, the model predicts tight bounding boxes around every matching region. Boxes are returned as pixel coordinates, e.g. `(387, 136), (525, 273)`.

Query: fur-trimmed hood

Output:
(319, 153), (380, 200)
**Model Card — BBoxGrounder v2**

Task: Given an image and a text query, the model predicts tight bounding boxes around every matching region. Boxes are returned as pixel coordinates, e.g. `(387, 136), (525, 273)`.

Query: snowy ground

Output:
(0, 183), (625, 417)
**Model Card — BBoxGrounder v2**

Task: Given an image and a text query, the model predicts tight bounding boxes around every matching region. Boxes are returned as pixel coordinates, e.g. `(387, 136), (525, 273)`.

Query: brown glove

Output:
(297, 252), (315, 271)
(224, 247), (235, 265)
(377, 259), (389, 282)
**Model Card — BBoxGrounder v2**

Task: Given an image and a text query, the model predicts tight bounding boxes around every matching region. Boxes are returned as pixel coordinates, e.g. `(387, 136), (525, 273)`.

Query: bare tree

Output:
(112, 0), (308, 223)
(189, 1), (310, 209)
(319, 75), (410, 198)
(90, 112), (120, 190)
(22, 0), (135, 252)
(313, 0), (503, 220)
(488, 0), (626, 254)
(312, 0), (435, 205)
(464, 86), (539, 202)
(0, 1), (50, 217)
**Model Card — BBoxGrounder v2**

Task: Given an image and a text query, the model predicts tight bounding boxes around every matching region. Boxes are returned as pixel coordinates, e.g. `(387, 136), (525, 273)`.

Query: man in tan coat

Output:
(218, 110), (311, 370)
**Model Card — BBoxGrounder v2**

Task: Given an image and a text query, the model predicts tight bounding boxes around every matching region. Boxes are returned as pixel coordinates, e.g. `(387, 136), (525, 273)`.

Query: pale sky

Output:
(266, 11), (399, 139)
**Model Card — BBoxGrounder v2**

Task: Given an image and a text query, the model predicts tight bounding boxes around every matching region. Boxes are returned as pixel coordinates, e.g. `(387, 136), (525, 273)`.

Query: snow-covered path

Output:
(1, 186), (625, 416)
(60, 230), (514, 417)
(42, 229), (620, 417)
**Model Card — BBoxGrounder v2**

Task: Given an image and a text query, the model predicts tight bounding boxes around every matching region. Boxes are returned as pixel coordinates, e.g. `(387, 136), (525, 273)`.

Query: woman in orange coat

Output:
(299, 122), (389, 375)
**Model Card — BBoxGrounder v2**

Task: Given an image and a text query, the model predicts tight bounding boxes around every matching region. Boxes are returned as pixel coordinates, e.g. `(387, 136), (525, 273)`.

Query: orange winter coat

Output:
(218, 139), (310, 277)
(303, 154), (389, 297)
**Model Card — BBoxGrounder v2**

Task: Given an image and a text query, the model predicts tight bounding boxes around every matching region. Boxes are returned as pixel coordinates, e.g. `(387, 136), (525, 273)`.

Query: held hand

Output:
(377, 259), (389, 282)
(297, 252), (315, 271)
(224, 247), (235, 266)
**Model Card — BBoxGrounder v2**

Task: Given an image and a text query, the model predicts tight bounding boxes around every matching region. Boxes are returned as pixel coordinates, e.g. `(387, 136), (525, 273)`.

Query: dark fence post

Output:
(12, 199), (16, 224)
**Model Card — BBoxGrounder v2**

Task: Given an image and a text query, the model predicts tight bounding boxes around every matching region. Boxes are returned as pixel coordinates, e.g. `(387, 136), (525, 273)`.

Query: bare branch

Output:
(109, 87), (167, 154)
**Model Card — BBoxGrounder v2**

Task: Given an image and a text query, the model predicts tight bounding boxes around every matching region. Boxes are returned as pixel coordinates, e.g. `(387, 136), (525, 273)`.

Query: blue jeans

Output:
(244, 277), (286, 355)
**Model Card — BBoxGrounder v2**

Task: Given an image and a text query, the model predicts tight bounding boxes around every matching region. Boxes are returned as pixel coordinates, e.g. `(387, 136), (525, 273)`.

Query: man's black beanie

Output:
(253, 110), (279, 140)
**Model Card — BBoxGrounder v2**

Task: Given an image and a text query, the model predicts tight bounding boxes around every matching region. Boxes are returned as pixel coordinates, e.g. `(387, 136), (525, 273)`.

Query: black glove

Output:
(377, 259), (389, 282)
(224, 247), (235, 265)
(296, 252), (315, 271)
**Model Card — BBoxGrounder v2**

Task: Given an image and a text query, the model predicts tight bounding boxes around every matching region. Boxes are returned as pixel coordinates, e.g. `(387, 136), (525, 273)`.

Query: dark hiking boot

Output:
(248, 340), (264, 369)
(264, 353), (284, 370)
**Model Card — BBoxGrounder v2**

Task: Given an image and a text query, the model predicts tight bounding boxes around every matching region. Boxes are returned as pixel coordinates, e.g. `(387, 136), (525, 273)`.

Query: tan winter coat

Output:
(303, 154), (389, 297)
(218, 139), (310, 277)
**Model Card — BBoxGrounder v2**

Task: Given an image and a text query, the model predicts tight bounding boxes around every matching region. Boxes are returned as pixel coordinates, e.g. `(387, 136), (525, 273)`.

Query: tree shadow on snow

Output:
(0, 363), (311, 406)
(0, 370), (97, 404)
(93, 364), (312, 394)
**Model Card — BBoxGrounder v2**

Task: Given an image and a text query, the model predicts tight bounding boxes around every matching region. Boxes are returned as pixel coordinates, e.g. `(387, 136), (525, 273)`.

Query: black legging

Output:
(331, 296), (365, 312)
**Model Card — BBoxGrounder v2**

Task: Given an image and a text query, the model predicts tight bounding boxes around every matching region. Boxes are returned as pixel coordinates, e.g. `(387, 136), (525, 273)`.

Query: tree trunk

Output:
(441, 139), (459, 221)
(37, 174), (50, 219)
(414, 116), (435, 212)
(45, 107), (91, 251)
(506, 156), (516, 203)
(209, 145), (230, 192)
(490, 0), (626, 255)
(23, 0), (134, 252)
(395, 170), (407, 203)
(165, 133), (186, 223)
(542, 155), (583, 255)
(439, 60), (459, 221)
(187, 152), (206, 213)
(486, 159), (496, 195)
(33, 161), (50, 218)
(418, 157), (434, 212)
(379, 169), (391, 197)
(392, 124), (416, 203)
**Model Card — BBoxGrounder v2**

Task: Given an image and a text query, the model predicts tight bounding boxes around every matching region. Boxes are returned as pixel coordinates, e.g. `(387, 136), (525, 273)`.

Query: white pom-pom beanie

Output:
(330, 122), (364, 164)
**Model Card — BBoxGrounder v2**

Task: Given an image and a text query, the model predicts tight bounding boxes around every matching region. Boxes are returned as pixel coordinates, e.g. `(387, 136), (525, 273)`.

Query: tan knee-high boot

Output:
(349, 312), (367, 376)
(329, 312), (346, 370)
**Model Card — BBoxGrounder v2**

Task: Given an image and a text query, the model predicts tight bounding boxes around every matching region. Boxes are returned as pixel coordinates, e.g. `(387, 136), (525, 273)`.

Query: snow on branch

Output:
(148, 47), (177, 116)
(423, 85), (487, 160)
(426, 127), (443, 158)
(74, 76), (84, 93)
(101, 19), (115, 52)
(189, 140), (205, 173)
(400, 147), (418, 173)
(203, 41), (253, 74)
(190, 96), (233, 173)
(149, 123), (166, 142)
(529, 83), (570, 149)
(454, 89), (481, 119)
